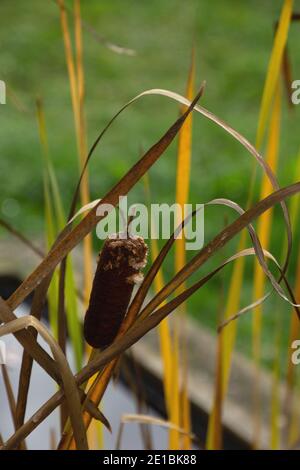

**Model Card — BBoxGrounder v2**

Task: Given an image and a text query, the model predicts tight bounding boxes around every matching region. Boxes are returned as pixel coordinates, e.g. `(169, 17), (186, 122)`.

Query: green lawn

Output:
(1, 0), (300, 372)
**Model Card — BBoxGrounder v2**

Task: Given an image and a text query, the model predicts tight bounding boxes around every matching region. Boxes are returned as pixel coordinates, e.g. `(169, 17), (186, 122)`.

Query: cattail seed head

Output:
(84, 234), (148, 349)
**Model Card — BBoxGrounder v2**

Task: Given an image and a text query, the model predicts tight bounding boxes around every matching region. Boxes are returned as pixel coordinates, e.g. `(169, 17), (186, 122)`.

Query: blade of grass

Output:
(253, 81), (282, 363)
(174, 50), (195, 450)
(1, 180), (292, 448)
(5, 176), (300, 449)
(52, 0), (136, 56)
(15, 275), (52, 440)
(281, 45), (293, 107)
(5, 83), (292, 440)
(38, 98), (83, 369)
(44, 171), (59, 338)
(66, 214), (199, 450)
(38, 98), (63, 356)
(207, 0), (292, 444)
(139, 193), (295, 332)
(36, 98), (65, 223)
(207, 331), (224, 449)
(2, 224), (56, 447)
(285, 148), (300, 441)
(66, 190), (296, 448)
(169, 327), (180, 450)
(0, 296), (59, 383)
(286, 248), (300, 444)
(58, 0), (92, 307)
(57, 8), (91, 433)
(57, 0), (79, 135)
(57, 89), (205, 449)
(74, 0), (93, 308)
(1, 365), (17, 431)
(143, 174), (173, 431)
(256, 0), (293, 148)
(206, 230), (246, 449)
(151, 238), (173, 414)
(116, 414), (199, 450)
(252, 80), (282, 447)
(62, 89), (204, 449)
(1, 364), (27, 450)
(0, 311), (88, 450)
(0, 88), (205, 452)
(7, 86), (205, 311)
(38, 97), (83, 431)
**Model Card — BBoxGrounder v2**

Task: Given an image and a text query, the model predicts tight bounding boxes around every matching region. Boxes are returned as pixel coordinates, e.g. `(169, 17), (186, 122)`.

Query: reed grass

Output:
(173, 49), (195, 450)
(207, 0), (294, 449)
(1, 0), (300, 452)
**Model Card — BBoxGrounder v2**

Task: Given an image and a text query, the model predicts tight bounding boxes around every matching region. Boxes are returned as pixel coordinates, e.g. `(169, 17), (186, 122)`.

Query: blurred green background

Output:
(1, 0), (300, 370)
